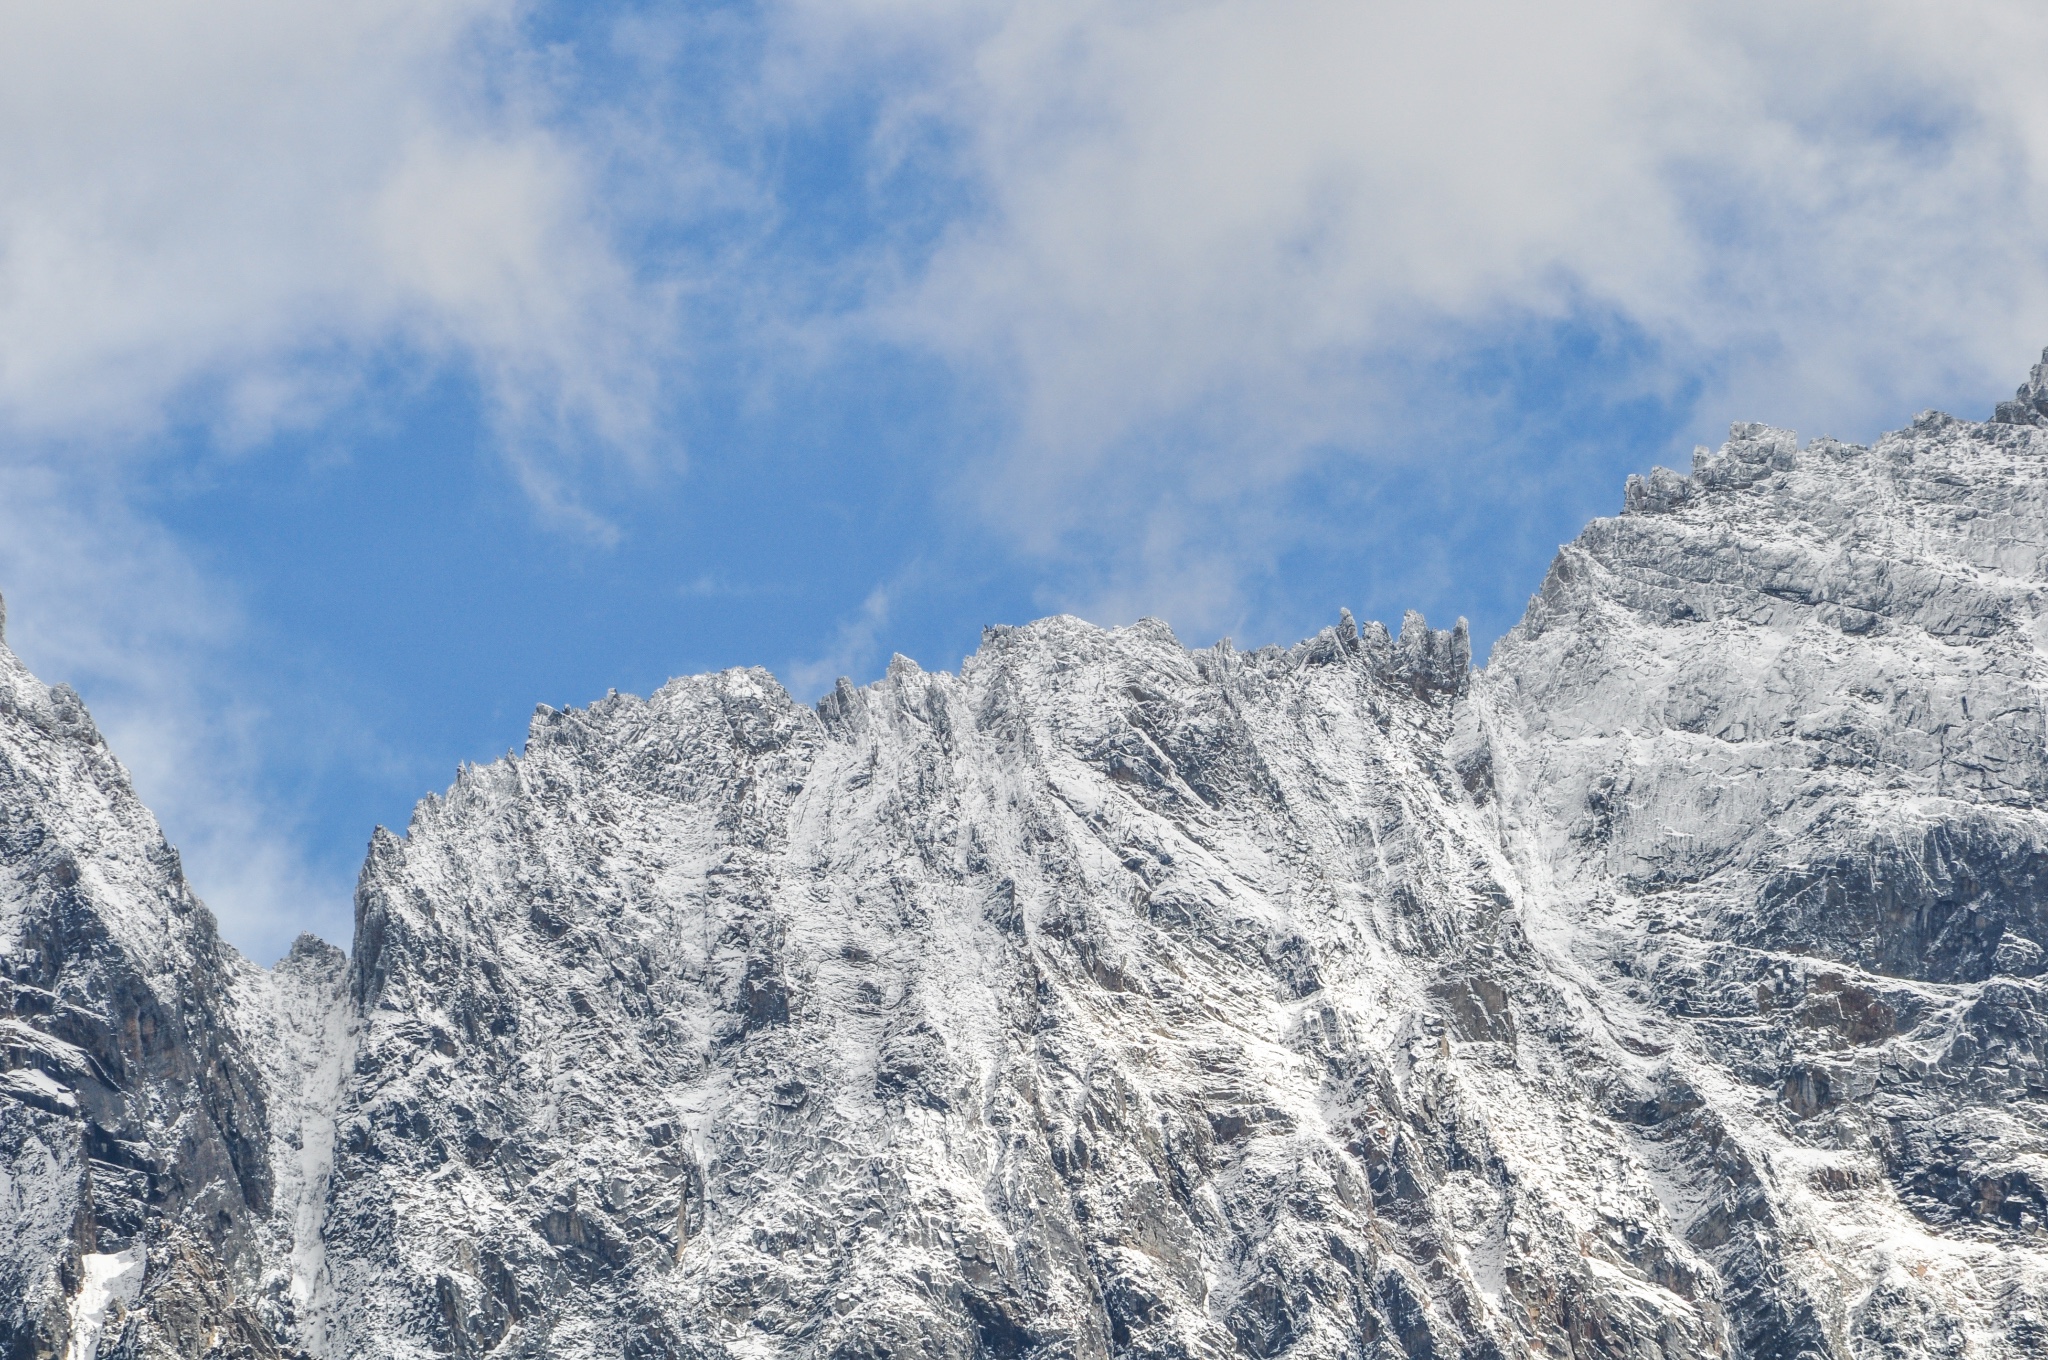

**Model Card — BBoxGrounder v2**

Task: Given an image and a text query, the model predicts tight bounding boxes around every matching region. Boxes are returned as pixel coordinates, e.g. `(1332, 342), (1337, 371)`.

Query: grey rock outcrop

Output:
(1993, 348), (2048, 426)
(7, 355), (2048, 1357)
(0, 612), (283, 1358)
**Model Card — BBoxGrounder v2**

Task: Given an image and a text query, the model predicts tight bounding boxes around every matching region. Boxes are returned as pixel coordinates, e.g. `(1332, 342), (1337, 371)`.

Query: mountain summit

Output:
(7, 362), (2048, 1358)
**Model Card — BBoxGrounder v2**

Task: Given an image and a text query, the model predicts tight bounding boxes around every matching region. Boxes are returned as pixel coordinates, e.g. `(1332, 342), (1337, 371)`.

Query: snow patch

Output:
(63, 1247), (145, 1360)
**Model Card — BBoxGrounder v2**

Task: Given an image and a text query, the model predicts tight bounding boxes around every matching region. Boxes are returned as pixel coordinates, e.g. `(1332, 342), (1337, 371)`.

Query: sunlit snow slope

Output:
(8, 352), (2048, 1359)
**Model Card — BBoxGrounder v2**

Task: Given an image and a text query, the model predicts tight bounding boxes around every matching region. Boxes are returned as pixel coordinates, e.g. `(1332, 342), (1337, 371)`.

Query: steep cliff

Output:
(0, 602), (283, 1359)
(6, 354), (2048, 1358)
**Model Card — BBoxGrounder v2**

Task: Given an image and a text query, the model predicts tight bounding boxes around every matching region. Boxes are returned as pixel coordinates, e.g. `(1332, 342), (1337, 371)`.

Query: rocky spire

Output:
(1993, 345), (2048, 425)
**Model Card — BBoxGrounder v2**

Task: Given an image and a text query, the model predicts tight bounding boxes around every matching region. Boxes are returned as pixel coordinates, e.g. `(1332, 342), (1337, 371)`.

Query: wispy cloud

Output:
(0, 463), (354, 963)
(784, 585), (894, 700)
(680, 573), (788, 600)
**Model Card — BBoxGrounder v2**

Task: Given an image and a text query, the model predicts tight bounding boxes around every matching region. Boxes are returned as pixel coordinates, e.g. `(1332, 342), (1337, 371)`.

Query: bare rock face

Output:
(0, 617), (281, 1359)
(5, 357), (2048, 1358)
(328, 616), (1525, 1360)
(1992, 347), (2048, 426)
(1480, 409), (2048, 1360)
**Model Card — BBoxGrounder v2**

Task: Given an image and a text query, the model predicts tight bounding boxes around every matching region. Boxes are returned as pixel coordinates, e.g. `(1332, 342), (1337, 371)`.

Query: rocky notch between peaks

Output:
(6, 357), (2048, 1360)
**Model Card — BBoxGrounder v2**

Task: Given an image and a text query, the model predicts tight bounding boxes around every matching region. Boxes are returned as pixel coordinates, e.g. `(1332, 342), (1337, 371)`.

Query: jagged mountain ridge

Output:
(7, 357), (2048, 1358)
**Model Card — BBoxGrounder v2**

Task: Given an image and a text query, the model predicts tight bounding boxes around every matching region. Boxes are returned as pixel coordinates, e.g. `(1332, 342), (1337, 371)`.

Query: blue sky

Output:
(3, 1), (2046, 961)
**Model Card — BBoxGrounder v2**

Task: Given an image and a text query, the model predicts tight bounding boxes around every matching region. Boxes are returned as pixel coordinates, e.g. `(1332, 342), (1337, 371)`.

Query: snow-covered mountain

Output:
(8, 356), (2048, 1358)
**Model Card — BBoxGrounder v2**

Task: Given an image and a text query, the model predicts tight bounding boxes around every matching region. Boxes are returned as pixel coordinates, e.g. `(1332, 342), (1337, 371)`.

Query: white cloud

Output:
(0, 0), (661, 465)
(762, 0), (2048, 630)
(0, 0), (665, 958)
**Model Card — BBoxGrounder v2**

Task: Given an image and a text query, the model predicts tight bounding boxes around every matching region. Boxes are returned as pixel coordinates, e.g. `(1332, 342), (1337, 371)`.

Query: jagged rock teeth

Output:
(7, 353), (2048, 1358)
(1994, 346), (2048, 426)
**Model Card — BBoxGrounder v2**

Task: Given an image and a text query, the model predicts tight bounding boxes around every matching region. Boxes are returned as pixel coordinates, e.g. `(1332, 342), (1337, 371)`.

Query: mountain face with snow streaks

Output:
(6, 354), (2048, 1358)
(0, 606), (285, 1359)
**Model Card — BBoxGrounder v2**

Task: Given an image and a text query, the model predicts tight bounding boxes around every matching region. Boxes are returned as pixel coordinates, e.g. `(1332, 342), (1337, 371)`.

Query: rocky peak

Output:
(0, 623), (281, 1358)
(1994, 345), (2048, 425)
